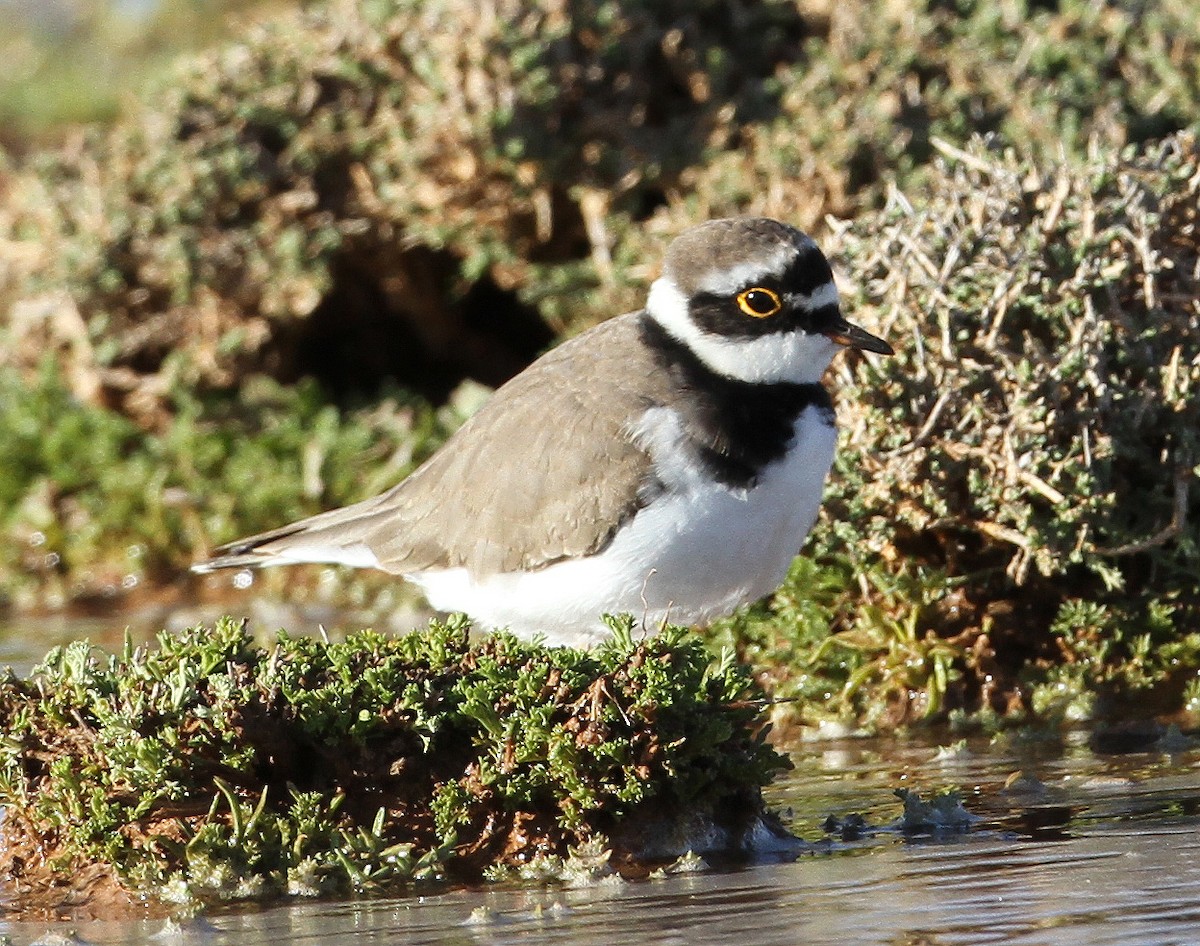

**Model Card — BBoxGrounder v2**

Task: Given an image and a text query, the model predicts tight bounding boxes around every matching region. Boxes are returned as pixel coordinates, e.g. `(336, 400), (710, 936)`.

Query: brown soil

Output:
(0, 816), (165, 922)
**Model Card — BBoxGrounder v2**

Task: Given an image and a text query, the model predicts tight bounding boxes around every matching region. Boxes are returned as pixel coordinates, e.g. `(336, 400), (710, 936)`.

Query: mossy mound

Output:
(715, 135), (1200, 728)
(2, 0), (1200, 725)
(0, 616), (788, 916)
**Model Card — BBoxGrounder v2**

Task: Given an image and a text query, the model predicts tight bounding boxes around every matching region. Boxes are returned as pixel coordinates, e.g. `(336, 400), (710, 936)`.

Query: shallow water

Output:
(1, 622), (1199, 945)
(2, 733), (1197, 945)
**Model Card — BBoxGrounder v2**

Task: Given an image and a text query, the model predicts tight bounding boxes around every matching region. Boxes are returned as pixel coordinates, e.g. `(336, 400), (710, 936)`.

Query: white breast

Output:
(410, 404), (838, 646)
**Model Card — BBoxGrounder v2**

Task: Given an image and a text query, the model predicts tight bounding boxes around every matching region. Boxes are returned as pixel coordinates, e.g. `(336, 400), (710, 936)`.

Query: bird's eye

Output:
(735, 287), (783, 318)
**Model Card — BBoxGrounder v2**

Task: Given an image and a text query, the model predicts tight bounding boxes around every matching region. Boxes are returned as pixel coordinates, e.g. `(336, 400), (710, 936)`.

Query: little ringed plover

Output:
(194, 217), (893, 646)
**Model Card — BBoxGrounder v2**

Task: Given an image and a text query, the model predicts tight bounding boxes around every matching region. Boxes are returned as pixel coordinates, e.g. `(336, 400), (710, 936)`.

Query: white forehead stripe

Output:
(646, 277), (841, 385)
(689, 234), (827, 299)
(692, 247), (797, 296)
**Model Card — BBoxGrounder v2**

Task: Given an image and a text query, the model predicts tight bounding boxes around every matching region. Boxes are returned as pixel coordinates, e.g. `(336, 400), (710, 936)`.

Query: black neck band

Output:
(638, 315), (834, 488)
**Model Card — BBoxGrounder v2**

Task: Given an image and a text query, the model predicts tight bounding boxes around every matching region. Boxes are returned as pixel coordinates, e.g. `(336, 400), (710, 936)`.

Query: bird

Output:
(193, 217), (893, 646)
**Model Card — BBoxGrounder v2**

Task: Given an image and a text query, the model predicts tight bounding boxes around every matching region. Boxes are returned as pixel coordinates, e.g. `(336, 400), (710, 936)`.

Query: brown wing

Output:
(196, 313), (666, 576)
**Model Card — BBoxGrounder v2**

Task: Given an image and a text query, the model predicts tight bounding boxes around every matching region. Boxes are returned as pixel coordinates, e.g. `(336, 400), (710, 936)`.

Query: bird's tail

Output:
(192, 497), (390, 574)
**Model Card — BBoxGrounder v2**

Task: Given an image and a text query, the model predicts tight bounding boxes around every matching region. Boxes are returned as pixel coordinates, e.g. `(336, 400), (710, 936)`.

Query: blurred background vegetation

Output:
(0, 0), (1197, 729)
(0, 0), (300, 149)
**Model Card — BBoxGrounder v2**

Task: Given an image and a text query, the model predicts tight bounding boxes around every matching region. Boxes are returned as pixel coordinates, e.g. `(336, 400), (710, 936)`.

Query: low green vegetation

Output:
(0, 366), (469, 612)
(0, 616), (787, 907)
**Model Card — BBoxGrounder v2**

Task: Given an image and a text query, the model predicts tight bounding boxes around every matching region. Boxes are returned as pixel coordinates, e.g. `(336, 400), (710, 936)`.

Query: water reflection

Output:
(0, 602), (405, 678)
(176, 814), (1200, 946)
(0, 614), (151, 676)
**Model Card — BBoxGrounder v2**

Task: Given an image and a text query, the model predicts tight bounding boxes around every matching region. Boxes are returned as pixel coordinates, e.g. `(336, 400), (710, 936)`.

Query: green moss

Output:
(0, 616), (787, 904)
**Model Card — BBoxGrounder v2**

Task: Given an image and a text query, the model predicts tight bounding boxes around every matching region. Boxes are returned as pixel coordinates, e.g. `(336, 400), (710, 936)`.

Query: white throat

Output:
(645, 277), (840, 384)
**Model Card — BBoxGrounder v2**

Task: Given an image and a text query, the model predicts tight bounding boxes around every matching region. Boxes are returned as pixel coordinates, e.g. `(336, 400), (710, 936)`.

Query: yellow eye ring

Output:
(735, 287), (783, 318)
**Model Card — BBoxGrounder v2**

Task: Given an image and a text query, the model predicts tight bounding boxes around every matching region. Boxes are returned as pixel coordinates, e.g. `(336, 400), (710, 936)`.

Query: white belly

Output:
(410, 405), (838, 647)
